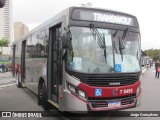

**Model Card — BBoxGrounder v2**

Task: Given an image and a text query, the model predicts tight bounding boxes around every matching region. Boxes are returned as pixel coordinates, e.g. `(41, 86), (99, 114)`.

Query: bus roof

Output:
(12, 6), (138, 45)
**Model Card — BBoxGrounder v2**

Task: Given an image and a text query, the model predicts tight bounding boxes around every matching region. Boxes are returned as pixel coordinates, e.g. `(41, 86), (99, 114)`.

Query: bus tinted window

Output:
(26, 31), (48, 58)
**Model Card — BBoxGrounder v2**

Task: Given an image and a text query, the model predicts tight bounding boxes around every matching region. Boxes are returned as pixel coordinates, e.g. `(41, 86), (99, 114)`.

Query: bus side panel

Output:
(25, 28), (48, 95)
(25, 58), (47, 94)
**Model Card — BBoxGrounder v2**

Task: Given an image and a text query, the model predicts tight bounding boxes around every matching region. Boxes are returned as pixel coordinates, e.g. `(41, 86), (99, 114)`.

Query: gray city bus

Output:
(12, 7), (142, 112)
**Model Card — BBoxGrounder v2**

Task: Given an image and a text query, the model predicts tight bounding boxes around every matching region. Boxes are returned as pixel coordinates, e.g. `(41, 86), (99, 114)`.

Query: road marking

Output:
(0, 83), (16, 89)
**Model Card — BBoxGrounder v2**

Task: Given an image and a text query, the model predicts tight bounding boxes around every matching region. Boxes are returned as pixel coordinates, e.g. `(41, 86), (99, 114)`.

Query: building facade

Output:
(14, 22), (29, 41)
(0, 0), (12, 55)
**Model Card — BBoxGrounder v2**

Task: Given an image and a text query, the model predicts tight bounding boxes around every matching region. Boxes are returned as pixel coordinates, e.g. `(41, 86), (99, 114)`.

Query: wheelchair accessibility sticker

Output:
(95, 88), (102, 96)
(115, 64), (122, 72)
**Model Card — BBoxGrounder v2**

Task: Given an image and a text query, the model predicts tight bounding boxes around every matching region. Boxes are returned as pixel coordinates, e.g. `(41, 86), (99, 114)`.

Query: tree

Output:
(144, 49), (160, 61)
(0, 37), (8, 55)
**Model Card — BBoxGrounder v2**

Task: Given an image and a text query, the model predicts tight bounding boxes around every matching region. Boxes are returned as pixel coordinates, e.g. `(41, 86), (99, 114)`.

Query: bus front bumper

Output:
(62, 87), (142, 112)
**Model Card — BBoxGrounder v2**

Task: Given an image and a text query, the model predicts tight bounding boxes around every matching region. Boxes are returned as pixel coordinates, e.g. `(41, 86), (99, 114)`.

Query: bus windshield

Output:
(66, 26), (141, 73)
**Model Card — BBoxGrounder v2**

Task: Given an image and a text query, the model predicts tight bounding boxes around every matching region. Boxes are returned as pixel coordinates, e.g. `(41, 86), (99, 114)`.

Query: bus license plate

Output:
(108, 101), (121, 108)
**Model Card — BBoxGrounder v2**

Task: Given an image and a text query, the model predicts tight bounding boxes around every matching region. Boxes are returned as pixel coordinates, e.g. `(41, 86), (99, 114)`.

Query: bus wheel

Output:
(41, 83), (50, 110)
(16, 74), (22, 88)
(38, 83), (43, 105)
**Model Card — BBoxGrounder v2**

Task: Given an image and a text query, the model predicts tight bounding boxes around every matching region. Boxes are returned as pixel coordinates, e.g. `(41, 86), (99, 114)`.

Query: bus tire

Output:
(38, 82), (43, 105)
(16, 74), (22, 88)
(41, 83), (50, 110)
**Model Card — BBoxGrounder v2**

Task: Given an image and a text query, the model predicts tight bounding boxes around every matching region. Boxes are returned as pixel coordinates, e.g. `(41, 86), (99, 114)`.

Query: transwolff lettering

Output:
(93, 13), (132, 25)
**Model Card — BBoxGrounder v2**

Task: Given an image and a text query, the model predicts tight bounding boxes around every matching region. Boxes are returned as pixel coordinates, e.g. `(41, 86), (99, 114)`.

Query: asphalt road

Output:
(0, 72), (16, 86)
(0, 67), (160, 120)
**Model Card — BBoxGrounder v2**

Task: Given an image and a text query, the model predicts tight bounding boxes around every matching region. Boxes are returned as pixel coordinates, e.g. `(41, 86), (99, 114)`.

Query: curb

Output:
(0, 83), (16, 88)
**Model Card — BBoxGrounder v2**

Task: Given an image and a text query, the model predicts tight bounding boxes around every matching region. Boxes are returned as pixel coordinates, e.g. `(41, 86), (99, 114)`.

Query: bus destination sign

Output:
(92, 13), (132, 25)
(70, 9), (136, 26)
(80, 11), (134, 26)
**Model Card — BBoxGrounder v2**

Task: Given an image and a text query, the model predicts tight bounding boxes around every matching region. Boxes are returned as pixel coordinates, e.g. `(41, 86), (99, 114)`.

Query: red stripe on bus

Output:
(78, 81), (140, 98)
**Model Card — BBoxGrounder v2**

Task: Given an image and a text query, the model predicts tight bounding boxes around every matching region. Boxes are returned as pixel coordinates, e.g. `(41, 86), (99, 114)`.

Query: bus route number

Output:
(120, 88), (133, 94)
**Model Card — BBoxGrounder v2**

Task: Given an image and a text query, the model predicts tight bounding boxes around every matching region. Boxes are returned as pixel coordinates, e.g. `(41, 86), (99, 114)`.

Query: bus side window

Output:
(44, 35), (48, 57)
(37, 29), (48, 58)
(41, 35), (48, 57)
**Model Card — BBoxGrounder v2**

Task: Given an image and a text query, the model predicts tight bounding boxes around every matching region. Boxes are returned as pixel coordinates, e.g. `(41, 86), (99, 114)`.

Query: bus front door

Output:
(48, 24), (62, 103)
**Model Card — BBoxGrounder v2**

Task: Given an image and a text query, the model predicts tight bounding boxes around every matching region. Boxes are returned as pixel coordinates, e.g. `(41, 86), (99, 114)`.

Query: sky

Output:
(12, 0), (160, 50)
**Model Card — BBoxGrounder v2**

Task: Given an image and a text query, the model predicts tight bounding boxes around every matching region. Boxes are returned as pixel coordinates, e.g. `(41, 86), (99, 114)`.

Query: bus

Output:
(12, 7), (142, 112)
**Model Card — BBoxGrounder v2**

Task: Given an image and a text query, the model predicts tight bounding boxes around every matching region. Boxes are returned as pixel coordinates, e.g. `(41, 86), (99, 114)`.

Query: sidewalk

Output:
(0, 72), (16, 86)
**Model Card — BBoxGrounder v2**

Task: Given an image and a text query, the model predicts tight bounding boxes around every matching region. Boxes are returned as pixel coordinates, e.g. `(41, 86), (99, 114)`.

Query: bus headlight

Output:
(68, 84), (76, 93)
(78, 90), (86, 98)
(67, 82), (87, 100)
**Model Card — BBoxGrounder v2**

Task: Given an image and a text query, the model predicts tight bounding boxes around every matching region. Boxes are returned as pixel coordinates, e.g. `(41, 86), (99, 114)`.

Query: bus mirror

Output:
(62, 33), (68, 49)
(62, 31), (72, 49)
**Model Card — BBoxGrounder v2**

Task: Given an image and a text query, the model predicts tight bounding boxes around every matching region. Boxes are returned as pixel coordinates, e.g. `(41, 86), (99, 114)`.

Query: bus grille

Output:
(85, 76), (139, 87)
(89, 95), (135, 108)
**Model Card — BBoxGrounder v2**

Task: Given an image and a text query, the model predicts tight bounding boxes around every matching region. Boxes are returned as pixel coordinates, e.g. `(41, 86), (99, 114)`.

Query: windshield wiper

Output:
(119, 37), (125, 61)
(122, 28), (130, 39)
(122, 28), (130, 47)
(119, 28), (130, 61)
(89, 24), (105, 49)
(113, 30), (118, 54)
(102, 34), (107, 63)
(89, 24), (107, 63)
